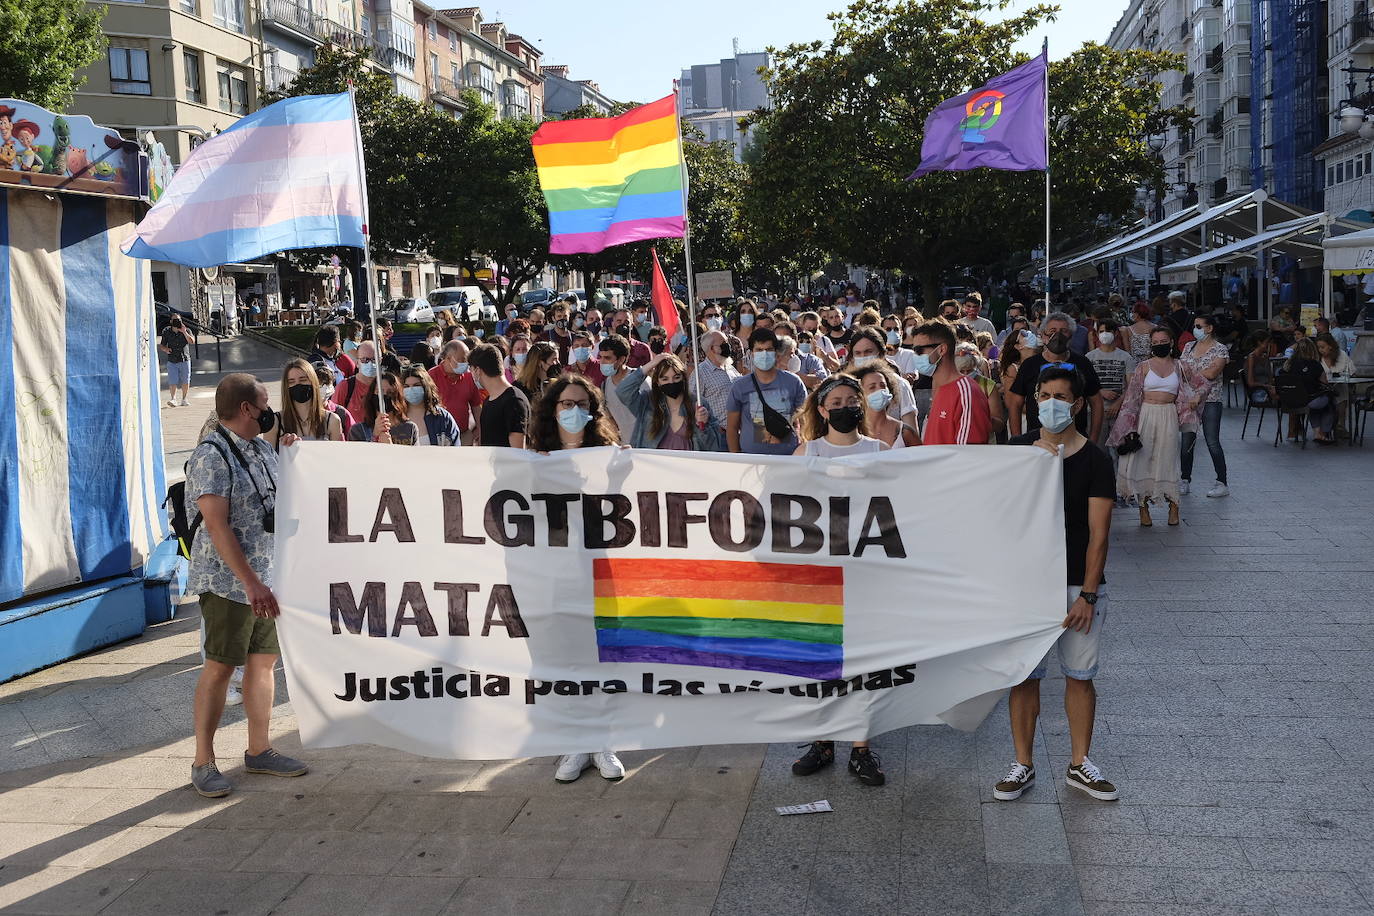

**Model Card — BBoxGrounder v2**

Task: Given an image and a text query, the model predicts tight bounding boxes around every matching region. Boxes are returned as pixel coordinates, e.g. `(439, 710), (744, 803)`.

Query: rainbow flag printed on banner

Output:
(531, 94), (686, 255)
(592, 558), (844, 680)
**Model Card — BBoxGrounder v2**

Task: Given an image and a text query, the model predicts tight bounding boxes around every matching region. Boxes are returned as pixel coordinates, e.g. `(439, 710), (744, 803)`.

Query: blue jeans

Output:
(1181, 401), (1227, 484)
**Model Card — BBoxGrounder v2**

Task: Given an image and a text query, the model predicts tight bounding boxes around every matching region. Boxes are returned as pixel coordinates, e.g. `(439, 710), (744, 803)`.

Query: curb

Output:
(244, 328), (312, 360)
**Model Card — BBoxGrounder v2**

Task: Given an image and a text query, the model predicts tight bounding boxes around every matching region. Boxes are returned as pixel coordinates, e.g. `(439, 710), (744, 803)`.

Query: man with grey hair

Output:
(1007, 312), (1105, 439)
(695, 328), (739, 423)
(1165, 290), (1193, 338)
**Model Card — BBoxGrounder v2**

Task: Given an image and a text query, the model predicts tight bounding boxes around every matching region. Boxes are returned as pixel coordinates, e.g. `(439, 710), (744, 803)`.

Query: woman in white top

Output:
(790, 374), (887, 787)
(851, 362), (921, 448)
(1107, 327), (1211, 527)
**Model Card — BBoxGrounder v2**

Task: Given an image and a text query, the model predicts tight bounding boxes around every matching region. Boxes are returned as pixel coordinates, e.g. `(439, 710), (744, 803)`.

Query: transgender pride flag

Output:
(122, 93), (364, 267)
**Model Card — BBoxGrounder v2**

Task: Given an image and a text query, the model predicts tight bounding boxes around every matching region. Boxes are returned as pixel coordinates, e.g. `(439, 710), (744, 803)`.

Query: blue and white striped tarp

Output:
(0, 188), (167, 605)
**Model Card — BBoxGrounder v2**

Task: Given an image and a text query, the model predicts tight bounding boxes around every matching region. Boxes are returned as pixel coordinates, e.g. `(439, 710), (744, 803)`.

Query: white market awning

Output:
(1324, 226), (1374, 275)
(1157, 214), (1325, 286)
(1053, 208), (1198, 272)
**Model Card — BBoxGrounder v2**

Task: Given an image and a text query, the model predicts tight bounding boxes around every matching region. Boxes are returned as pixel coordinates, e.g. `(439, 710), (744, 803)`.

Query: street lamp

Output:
(1335, 65), (1374, 136)
(1147, 133), (1166, 154)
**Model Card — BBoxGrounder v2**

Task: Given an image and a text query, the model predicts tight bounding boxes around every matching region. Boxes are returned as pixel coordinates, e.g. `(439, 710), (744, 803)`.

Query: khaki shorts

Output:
(200, 592), (279, 666)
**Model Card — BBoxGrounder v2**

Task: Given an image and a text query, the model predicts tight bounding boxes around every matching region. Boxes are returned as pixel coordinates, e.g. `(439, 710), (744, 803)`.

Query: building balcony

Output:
(1208, 109), (1224, 136)
(1182, 72), (1195, 96)
(266, 63), (298, 91)
(260, 0), (368, 51)
(1212, 176), (1228, 198)
(1180, 131), (1194, 154)
(1206, 43), (1224, 71)
(430, 76), (467, 106)
(1180, 19), (1190, 40)
(1353, 3), (1374, 54)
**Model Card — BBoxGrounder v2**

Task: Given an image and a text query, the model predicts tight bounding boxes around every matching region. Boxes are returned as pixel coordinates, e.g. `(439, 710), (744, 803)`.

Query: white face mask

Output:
(1098, 331), (1115, 346)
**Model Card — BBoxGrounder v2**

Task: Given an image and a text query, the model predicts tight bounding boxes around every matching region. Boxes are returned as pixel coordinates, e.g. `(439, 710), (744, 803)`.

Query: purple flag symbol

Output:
(909, 51), (1048, 178)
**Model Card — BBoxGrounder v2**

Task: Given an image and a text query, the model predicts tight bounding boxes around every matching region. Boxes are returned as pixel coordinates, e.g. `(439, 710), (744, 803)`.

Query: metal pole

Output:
(673, 84), (704, 405)
(348, 83), (386, 421)
(1042, 39), (1052, 300)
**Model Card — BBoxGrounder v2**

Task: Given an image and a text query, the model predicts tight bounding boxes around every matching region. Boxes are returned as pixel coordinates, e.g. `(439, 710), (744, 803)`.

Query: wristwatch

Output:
(1078, 591), (1099, 605)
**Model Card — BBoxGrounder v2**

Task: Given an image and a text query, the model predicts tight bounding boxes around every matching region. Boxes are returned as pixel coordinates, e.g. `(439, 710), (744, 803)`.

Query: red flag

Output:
(650, 247), (679, 341)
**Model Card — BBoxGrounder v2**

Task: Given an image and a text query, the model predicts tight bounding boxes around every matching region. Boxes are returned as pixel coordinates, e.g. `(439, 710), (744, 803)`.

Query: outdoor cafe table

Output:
(1331, 376), (1374, 445)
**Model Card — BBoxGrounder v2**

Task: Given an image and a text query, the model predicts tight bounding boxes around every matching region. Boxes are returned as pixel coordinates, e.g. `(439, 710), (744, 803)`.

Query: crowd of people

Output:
(179, 282), (1319, 803)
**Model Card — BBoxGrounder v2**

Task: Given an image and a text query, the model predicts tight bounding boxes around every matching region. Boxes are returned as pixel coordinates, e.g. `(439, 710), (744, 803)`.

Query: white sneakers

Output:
(224, 685), (243, 707)
(165, 400), (177, 408)
(1206, 483), (1229, 498)
(1178, 479), (1190, 496)
(554, 751), (625, 783)
(178, 398), (189, 407)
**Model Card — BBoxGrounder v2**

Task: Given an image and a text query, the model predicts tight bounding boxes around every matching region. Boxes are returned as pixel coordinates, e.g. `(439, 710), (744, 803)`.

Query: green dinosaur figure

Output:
(44, 116), (70, 175)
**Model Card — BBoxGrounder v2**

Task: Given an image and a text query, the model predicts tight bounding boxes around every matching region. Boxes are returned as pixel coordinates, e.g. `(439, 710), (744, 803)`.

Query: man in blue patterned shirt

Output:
(185, 373), (308, 797)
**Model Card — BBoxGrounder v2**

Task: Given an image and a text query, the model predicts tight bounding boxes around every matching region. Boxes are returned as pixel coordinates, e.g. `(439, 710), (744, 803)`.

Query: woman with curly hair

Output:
(525, 374), (623, 784)
(525, 373), (620, 453)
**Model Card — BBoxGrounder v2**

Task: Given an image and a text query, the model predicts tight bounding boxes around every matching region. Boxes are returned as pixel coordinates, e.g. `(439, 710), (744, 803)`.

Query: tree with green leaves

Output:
(0, 0), (106, 110)
(743, 0), (1187, 308)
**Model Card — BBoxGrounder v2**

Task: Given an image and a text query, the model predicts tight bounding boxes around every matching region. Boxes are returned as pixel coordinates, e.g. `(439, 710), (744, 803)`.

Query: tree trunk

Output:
(919, 272), (941, 317)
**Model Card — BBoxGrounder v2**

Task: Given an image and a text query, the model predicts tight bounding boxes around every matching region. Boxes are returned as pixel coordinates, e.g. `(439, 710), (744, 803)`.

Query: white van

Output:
(428, 286), (498, 323)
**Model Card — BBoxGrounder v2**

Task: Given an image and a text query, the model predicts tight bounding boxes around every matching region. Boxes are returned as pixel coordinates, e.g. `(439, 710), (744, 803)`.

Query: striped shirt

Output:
(695, 358), (740, 424)
(923, 375), (991, 445)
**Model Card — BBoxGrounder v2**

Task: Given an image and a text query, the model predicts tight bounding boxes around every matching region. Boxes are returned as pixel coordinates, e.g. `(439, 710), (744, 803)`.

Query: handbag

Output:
(750, 373), (795, 440)
(1116, 431), (1143, 455)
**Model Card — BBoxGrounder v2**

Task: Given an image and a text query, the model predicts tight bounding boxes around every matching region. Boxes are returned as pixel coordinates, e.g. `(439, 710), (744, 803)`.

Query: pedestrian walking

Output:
(997, 366), (1118, 802)
(186, 373), (308, 798)
(159, 316), (194, 407)
(1178, 314), (1230, 493)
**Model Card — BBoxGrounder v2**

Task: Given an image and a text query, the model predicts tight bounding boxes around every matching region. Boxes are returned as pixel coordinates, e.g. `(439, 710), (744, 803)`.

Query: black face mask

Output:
(253, 405), (276, 434)
(531, 324), (545, 335)
(826, 405), (863, 434)
(1151, 343), (1173, 358)
(289, 384), (313, 404)
(1045, 333), (1070, 354)
(659, 380), (685, 399)
(545, 364), (560, 380)
(649, 339), (666, 354)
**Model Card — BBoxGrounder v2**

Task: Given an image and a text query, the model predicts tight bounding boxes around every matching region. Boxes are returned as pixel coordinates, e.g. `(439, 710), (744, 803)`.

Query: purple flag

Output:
(908, 51), (1048, 179)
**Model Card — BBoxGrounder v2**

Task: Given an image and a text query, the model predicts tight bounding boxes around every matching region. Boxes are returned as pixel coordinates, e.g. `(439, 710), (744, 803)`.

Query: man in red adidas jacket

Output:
(910, 320), (991, 445)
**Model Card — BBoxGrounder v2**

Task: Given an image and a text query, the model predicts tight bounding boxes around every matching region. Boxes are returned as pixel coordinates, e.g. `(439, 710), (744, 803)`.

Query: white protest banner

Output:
(694, 270), (735, 300)
(274, 444), (1067, 760)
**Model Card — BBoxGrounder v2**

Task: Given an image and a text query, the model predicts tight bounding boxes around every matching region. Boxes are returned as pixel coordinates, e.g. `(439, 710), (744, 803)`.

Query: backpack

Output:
(164, 439), (231, 559)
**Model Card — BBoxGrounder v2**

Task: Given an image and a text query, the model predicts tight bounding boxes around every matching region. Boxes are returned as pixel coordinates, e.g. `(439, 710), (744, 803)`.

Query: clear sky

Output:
(502, 0), (1130, 104)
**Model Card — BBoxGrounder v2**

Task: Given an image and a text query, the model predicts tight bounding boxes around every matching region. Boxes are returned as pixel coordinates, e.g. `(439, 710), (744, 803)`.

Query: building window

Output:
(428, 19), (436, 39)
(361, 13), (369, 36)
(110, 48), (152, 95)
(1328, 166), (1336, 188)
(213, 0), (245, 33)
(184, 50), (203, 103)
(1337, 162), (1345, 184)
(451, 62), (459, 85)
(181, 0), (197, 13)
(449, 31), (456, 52)
(218, 67), (248, 114)
(429, 52), (439, 88)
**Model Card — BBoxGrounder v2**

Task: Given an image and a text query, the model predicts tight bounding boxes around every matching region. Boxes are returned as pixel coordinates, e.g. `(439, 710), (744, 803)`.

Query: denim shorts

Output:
(167, 360), (191, 386)
(1029, 586), (1107, 681)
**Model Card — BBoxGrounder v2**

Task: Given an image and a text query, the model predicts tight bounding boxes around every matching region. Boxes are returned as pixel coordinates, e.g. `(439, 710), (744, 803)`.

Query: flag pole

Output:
(672, 82), (704, 405)
(1042, 38), (1052, 303)
(347, 82), (386, 423)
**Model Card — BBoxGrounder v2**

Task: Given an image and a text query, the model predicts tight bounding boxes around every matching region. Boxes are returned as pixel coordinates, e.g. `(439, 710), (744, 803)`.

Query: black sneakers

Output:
(848, 747), (885, 786)
(792, 740), (835, 776)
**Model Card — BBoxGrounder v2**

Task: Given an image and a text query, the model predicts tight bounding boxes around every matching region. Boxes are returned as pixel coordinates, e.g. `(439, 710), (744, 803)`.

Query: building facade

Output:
(1316, 0), (1374, 222)
(676, 48), (770, 163)
(540, 65), (614, 116)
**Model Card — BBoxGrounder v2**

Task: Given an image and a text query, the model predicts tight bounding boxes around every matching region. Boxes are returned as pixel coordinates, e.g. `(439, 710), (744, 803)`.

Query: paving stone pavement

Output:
(1, 403), (1371, 915)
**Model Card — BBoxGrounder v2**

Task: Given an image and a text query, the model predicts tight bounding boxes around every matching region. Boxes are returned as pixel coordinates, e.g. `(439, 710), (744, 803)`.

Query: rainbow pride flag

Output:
(593, 558), (844, 680)
(531, 94), (686, 255)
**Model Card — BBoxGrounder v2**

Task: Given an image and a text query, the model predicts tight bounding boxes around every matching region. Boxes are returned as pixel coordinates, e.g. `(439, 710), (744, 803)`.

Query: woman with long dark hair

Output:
(347, 371), (417, 445)
(614, 352), (721, 450)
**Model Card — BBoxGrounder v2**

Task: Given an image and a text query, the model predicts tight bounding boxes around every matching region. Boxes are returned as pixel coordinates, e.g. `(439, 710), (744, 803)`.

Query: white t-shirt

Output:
(802, 435), (887, 457)
(888, 349), (918, 377)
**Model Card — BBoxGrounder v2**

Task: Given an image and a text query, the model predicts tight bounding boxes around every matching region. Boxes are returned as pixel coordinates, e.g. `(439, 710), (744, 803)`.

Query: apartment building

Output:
(404, 7), (545, 120)
(1316, 0), (1374, 222)
(70, 0), (261, 164)
(678, 50), (769, 114)
(260, 0), (369, 91)
(541, 65), (615, 116)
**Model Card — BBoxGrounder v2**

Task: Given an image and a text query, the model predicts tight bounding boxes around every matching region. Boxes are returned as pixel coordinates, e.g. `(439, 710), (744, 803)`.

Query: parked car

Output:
(385, 297), (434, 323)
(520, 288), (557, 311)
(428, 286), (497, 323)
